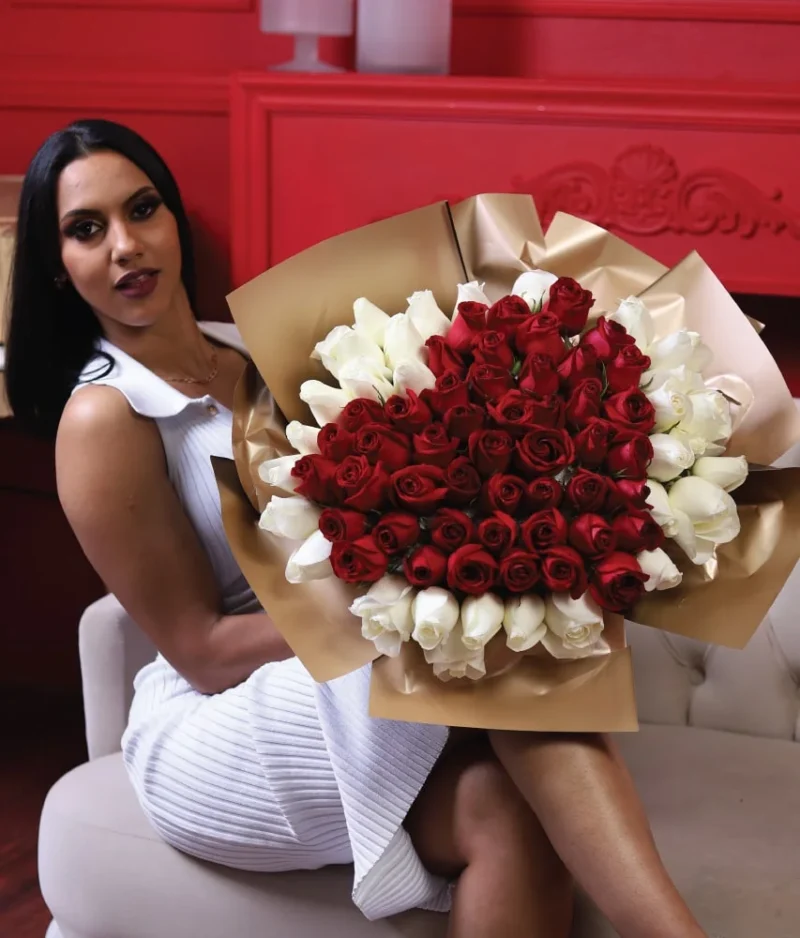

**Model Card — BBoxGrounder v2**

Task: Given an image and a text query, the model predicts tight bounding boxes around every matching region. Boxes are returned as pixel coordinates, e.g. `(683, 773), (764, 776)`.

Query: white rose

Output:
(511, 269), (558, 310)
(610, 296), (655, 349)
(258, 453), (301, 492)
(503, 594), (547, 652)
(350, 576), (415, 658)
(259, 495), (321, 541)
(668, 426), (723, 459)
(644, 479), (679, 537)
(337, 357), (395, 403)
(680, 389), (733, 447)
(353, 297), (391, 348)
(460, 593), (506, 651)
(454, 281), (490, 312)
(411, 587), (460, 650)
(636, 548), (683, 592)
(286, 421), (321, 455)
(424, 622), (486, 682)
(383, 313), (426, 370)
(312, 325), (384, 379)
(542, 592), (609, 660)
(299, 380), (351, 427)
(646, 379), (693, 433)
(406, 290), (451, 340)
(285, 530), (333, 584)
(692, 455), (748, 492)
(647, 330), (711, 373)
(668, 476), (741, 549)
(648, 433), (695, 482)
(670, 507), (716, 566)
(393, 359), (437, 395)
(643, 364), (705, 395)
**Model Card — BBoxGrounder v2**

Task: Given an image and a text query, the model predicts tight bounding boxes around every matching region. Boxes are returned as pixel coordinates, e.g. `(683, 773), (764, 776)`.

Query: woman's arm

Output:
(56, 385), (293, 695)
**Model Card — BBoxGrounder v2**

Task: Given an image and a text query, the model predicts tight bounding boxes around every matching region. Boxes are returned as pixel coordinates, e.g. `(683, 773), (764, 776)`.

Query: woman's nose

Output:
(109, 220), (143, 265)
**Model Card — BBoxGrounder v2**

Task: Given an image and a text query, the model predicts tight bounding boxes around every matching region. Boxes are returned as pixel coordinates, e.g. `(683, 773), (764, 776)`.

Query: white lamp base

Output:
(270, 34), (345, 73)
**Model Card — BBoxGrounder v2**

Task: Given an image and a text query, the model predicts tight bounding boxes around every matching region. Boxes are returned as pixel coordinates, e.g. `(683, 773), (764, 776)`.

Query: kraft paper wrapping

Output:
(221, 193), (800, 731)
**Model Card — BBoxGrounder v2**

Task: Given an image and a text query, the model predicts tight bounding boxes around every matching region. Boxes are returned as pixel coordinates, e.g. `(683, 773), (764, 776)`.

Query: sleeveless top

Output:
(74, 323), (257, 615)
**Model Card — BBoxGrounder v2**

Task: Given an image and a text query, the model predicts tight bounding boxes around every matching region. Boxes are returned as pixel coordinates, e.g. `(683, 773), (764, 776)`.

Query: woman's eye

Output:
(131, 197), (162, 220)
(69, 220), (102, 241)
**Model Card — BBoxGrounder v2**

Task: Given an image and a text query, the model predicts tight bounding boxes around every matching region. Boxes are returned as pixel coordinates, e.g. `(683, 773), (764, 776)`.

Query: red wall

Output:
(2, 0), (800, 689)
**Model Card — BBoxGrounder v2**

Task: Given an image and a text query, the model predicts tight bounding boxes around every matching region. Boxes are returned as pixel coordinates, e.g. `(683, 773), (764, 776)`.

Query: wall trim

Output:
(455, 0), (800, 24)
(12, 0), (252, 11)
(0, 69), (230, 115)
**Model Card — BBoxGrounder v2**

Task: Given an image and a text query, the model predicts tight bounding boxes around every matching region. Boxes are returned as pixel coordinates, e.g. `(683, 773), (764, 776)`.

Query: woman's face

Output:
(57, 151), (184, 331)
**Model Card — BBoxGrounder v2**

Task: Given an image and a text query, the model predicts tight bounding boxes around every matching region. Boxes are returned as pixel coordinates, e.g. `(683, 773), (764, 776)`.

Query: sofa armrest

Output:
(79, 595), (156, 760)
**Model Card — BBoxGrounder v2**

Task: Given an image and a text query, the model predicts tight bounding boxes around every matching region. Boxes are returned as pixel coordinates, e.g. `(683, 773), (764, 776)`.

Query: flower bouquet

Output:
(215, 194), (800, 732)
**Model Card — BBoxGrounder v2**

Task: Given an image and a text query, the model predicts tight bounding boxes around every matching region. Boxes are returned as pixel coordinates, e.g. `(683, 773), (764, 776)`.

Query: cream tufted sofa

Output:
(39, 454), (800, 938)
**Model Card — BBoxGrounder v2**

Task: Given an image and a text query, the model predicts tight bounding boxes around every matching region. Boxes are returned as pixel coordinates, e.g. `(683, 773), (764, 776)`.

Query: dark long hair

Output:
(5, 119), (196, 436)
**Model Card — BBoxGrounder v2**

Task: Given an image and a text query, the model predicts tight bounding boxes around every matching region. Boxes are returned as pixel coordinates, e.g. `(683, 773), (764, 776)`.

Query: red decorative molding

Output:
(0, 69), (229, 115)
(514, 145), (800, 239)
(455, 0), (800, 24)
(13, 0), (252, 10)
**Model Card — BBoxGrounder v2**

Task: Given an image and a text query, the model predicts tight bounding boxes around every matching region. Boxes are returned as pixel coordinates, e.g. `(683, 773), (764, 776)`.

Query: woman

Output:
(6, 120), (708, 938)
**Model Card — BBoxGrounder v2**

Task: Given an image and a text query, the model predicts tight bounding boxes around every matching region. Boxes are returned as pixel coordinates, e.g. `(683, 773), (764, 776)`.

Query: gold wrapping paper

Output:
(222, 193), (800, 731)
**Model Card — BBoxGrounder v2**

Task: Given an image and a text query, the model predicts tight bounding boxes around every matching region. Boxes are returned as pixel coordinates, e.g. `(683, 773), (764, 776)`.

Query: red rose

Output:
(339, 398), (387, 433)
(446, 301), (488, 352)
(487, 295), (531, 337)
(603, 388), (656, 435)
(612, 512), (665, 553)
(467, 362), (515, 403)
(445, 457), (482, 506)
(372, 511), (421, 554)
(487, 390), (539, 437)
(331, 536), (389, 584)
(541, 546), (588, 599)
(606, 478), (651, 513)
(499, 550), (541, 593)
(317, 423), (355, 462)
(530, 394), (566, 430)
(606, 345), (651, 393)
(403, 545), (448, 588)
(292, 454), (339, 504)
(565, 469), (609, 513)
(318, 508), (368, 543)
(521, 508), (568, 554)
(606, 432), (654, 478)
(472, 330), (514, 369)
(557, 345), (599, 390)
(447, 544), (499, 595)
(515, 311), (567, 362)
(580, 316), (635, 360)
(565, 378), (604, 429)
(482, 473), (527, 514)
(429, 508), (474, 551)
(569, 514), (617, 561)
(384, 390), (432, 433)
(544, 277), (595, 335)
(469, 429), (515, 477)
(444, 404), (485, 441)
(477, 512), (518, 557)
(526, 477), (563, 512)
(412, 423), (460, 468)
(574, 417), (616, 467)
(425, 335), (467, 378)
(515, 428), (575, 479)
(355, 423), (411, 472)
(335, 456), (390, 512)
(422, 372), (470, 416)
(391, 465), (449, 514)
(590, 552), (648, 612)
(518, 353), (559, 396)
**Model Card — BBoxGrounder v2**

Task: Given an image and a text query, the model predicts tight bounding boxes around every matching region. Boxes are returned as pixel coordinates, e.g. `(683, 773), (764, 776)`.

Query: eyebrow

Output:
(60, 185), (157, 223)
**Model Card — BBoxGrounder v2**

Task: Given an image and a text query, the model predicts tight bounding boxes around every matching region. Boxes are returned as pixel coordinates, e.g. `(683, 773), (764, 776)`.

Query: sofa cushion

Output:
(39, 725), (800, 938)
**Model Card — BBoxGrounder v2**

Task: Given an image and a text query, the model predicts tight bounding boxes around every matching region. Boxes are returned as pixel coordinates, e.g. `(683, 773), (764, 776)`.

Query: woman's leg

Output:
(405, 733), (573, 938)
(489, 730), (706, 938)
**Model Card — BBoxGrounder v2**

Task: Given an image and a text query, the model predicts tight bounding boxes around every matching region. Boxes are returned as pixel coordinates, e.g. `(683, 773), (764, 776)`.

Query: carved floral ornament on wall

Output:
(514, 144), (800, 240)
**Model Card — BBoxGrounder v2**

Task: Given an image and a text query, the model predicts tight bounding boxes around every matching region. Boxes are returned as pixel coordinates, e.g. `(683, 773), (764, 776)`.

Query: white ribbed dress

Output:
(75, 329), (452, 920)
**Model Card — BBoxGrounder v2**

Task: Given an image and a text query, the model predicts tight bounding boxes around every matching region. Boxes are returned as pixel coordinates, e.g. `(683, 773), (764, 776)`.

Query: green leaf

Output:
(511, 359), (523, 378)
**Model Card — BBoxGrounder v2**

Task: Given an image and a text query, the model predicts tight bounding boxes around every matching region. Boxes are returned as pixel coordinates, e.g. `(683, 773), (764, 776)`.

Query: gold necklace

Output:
(160, 345), (220, 386)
